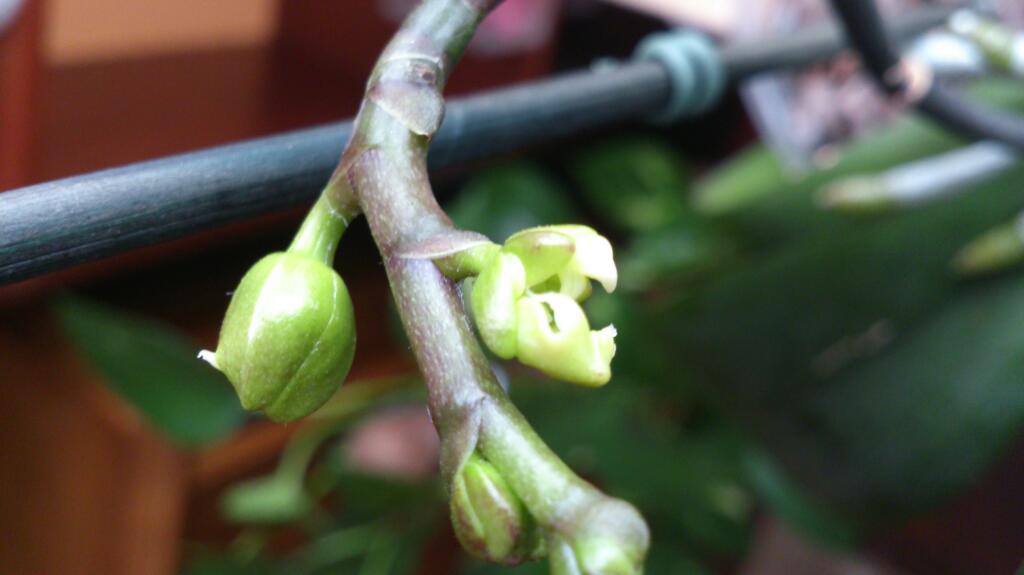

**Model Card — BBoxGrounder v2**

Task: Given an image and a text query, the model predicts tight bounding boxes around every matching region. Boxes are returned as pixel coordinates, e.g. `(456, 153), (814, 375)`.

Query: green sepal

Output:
(470, 252), (526, 359)
(503, 229), (576, 287)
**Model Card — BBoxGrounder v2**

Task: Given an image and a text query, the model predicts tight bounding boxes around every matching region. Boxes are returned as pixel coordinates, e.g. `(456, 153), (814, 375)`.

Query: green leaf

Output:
(793, 276), (1024, 522)
(584, 291), (699, 401)
(318, 461), (442, 523)
(693, 79), (1024, 248)
(446, 162), (579, 243)
(462, 558), (548, 575)
(512, 383), (754, 556)
(743, 449), (858, 549)
(181, 554), (285, 575)
(670, 161), (1024, 523)
(56, 296), (245, 447)
(617, 222), (735, 292)
(569, 137), (692, 234)
(221, 475), (314, 525)
(642, 548), (712, 575)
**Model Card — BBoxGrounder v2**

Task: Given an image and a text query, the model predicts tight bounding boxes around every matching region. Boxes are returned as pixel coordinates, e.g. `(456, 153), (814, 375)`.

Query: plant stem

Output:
(288, 195), (351, 264)
(318, 0), (647, 560)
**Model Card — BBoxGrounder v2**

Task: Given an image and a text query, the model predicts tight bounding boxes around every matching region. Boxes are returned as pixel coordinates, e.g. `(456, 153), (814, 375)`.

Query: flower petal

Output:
(515, 293), (615, 386)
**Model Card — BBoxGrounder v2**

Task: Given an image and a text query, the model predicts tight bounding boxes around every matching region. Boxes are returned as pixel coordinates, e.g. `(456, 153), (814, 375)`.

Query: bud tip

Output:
(198, 349), (219, 369)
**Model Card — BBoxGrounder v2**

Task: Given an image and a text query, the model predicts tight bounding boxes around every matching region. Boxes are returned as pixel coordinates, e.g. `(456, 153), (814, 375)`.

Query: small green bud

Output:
(201, 252), (356, 422)
(221, 474), (313, 524)
(549, 499), (649, 575)
(451, 454), (544, 565)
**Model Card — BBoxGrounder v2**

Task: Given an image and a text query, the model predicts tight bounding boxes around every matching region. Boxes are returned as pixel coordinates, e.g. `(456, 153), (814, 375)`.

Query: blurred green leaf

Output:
(56, 296), (245, 447)
(359, 520), (433, 575)
(743, 449), (858, 549)
(671, 160), (1024, 523)
(463, 557), (548, 575)
(692, 144), (787, 216)
(643, 548), (713, 575)
(181, 555), (285, 575)
(694, 79), (1024, 248)
(221, 475), (314, 525)
(295, 525), (377, 575)
(512, 383), (754, 556)
(796, 275), (1024, 520)
(446, 162), (579, 242)
(585, 291), (699, 402)
(617, 222), (735, 292)
(318, 460), (442, 523)
(569, 137), (691, 234)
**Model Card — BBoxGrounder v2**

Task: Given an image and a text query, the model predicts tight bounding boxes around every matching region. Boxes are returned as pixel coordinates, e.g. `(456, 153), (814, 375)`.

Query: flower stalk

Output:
(201, 195), (357, 422)
(313, 0), (649, 570)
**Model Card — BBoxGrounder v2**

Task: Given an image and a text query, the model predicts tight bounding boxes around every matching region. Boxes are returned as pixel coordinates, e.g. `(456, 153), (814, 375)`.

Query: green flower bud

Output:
(201, 251), (356, 422)
(549, 499), (649, 575)
(221, 474), (313, 525)
(451, 454), (544, 565)
(467, 224), (618, 386)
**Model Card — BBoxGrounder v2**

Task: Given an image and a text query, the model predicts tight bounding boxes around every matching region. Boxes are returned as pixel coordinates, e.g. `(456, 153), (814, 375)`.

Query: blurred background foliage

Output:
(57, 78), (1024, 573)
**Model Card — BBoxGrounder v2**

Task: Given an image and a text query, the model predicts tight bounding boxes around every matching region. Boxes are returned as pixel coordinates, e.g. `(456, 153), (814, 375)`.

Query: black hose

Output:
(828, 0), (1024, 149)
(0, 6), (954, 286)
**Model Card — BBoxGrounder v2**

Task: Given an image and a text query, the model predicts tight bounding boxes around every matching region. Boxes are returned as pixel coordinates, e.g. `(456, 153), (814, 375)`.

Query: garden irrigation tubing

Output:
(0, 5), (953, 286)
(829, 0), (1024, 150)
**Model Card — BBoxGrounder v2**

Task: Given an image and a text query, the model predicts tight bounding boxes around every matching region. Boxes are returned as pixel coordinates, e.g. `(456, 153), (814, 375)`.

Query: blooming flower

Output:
(469, 225), (618, 386)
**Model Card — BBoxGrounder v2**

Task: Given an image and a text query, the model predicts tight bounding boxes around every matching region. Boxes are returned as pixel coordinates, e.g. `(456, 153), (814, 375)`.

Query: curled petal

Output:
(516, 293), (616, 386)
(563, 228), (618, 294)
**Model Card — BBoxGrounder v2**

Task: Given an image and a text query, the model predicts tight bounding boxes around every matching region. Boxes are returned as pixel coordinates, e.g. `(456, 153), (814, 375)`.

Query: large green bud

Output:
(450, 453), (545, 565)
(201, 197), (356, 422)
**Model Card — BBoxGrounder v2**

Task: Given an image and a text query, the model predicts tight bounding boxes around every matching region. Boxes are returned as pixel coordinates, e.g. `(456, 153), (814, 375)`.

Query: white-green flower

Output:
(517, 292), (617, 386)
(468, 225), (618, 386)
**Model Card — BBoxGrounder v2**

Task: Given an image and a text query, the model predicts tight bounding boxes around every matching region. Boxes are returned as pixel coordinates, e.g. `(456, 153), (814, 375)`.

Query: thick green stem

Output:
(315, 0), (648, 568)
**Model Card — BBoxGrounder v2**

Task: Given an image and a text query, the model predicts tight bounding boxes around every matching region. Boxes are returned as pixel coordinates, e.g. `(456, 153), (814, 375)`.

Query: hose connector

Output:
(634, 29), (726, 125)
